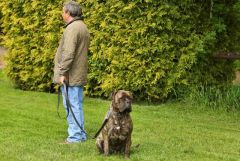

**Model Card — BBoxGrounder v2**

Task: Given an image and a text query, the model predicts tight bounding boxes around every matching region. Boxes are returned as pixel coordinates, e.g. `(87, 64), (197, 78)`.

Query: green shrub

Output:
(83, 0), (238, 101)
(0, 0), (63, 91)
(84, 1), (202, 100)
(0, 0), (239, 101)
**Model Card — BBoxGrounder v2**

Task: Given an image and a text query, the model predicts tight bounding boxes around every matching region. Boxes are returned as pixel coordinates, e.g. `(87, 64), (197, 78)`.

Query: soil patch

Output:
(233, 70), (240, 85)
(0, 46), (7, 69)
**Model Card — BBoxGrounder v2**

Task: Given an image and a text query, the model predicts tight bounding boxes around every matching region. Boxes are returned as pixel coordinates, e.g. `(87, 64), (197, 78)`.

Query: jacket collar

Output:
(64, 16), (83, 28)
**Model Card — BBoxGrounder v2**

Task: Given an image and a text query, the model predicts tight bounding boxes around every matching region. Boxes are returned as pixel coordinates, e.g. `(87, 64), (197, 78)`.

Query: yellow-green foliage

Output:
(0, 0), (238, 101)
(84, 1), (201, 100)
(83, 0), (237, 100)
(0, 0), (63, 91)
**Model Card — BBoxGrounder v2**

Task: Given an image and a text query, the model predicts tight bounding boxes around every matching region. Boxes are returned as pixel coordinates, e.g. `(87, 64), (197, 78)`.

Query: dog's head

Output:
(112, 90), (133, 113)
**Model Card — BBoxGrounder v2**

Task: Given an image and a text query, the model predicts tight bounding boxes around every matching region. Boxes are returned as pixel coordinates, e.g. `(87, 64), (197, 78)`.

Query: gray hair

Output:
(63, 1), (82, 17)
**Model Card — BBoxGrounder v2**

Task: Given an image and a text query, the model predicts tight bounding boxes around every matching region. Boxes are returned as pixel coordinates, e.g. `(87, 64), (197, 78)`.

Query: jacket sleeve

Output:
(59, 27), (79, 76)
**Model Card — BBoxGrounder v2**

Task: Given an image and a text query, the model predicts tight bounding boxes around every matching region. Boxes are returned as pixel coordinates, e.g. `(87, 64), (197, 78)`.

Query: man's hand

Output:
(60, 76), (66, 85)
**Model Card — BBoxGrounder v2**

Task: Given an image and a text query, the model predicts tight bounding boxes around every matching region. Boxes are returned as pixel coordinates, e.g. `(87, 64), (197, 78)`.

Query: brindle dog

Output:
(96, 90), (133, 159)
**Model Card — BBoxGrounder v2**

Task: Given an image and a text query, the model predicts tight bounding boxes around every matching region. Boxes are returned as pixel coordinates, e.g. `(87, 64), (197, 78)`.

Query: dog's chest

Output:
(107, 114), (132, 141)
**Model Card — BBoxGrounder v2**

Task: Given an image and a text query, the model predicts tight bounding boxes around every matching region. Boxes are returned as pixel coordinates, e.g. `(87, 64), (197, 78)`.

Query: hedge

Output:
(0, 0), (63, 91)
(0, 0), (240, 101)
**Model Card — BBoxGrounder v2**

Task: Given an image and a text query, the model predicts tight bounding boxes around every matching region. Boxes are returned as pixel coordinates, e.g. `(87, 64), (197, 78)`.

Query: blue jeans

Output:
(61, 86), (86, 142)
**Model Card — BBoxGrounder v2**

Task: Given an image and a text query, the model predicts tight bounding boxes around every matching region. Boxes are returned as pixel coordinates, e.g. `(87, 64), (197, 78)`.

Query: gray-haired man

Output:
(53, 1), (90, 143)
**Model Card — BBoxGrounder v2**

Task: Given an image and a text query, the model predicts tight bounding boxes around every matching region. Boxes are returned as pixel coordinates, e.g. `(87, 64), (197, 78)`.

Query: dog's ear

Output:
(111, 90), (118, 99)
(126, 91), (133, 100)
(111, 90), (118, 105)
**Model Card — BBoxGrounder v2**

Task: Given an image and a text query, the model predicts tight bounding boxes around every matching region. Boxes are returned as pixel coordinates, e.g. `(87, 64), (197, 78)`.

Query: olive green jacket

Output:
(53, 18), (90, 86)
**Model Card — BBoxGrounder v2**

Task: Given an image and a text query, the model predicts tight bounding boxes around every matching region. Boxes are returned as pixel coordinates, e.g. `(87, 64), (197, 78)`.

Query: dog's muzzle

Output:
(125, 107), (132, 113)
(122, 105), (132, 113)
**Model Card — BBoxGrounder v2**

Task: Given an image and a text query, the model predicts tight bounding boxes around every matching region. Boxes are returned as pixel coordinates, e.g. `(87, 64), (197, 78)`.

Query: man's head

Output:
(62, 1), (82, 23)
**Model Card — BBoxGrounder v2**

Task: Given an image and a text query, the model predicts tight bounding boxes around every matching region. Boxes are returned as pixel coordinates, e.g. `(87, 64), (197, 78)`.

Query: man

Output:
(53, 1), (90, 143)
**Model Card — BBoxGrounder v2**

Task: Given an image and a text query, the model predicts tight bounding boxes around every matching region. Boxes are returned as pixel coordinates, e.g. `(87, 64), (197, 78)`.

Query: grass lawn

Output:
(0, 70), (240, 161)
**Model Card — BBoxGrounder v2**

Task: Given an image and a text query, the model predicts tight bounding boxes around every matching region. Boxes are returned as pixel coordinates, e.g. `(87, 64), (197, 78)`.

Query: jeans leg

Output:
(61, 86), (86, 142)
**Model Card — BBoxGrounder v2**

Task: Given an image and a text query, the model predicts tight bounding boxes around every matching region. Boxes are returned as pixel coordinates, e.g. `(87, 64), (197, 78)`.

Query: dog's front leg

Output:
(103, 133), (109, 156)
(124, 135), (131, 159)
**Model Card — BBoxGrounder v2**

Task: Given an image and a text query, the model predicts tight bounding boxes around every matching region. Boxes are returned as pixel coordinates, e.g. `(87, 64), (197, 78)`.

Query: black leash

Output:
(57, 86), (69, 119)
(93, 118), (108, 139)
(58, 82), (87, 136)
(57, 83), (111, 139)
(93, 107), (112, 139)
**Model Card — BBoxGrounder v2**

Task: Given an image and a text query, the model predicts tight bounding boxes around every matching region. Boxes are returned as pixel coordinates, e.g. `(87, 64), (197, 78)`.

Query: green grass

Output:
(186, 85), (240, 111)
(1, 70), (240, 161)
